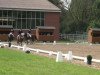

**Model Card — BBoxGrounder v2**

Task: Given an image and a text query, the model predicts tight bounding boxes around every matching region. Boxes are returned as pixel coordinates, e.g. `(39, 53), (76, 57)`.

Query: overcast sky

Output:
(60, 0), (71, 10)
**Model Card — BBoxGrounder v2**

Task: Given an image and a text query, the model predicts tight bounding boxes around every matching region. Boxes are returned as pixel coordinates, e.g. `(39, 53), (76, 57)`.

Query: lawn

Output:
(0, 48), (100, 75)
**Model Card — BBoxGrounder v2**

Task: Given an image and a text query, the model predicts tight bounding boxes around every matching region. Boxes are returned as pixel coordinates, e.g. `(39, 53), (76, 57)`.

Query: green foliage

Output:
(93, 0), (100, 19)
(89, 20), (100, 28)
(0, 48), (100, 75)
(67, 0), (94, 33)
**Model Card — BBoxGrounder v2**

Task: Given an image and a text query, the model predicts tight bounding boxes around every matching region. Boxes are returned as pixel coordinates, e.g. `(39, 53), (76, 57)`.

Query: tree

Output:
(89, 0), (100, 28)
(49, 0), (100, 34)
(61, 0), (97, 33)
(67, 0), (95, 33)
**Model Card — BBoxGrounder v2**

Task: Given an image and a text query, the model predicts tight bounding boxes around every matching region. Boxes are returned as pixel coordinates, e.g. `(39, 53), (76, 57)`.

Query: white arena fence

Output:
(0, 42), (100, 63)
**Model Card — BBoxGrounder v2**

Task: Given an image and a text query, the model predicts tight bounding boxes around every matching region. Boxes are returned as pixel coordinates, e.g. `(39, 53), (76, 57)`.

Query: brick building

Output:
(0, 0), (61, 40)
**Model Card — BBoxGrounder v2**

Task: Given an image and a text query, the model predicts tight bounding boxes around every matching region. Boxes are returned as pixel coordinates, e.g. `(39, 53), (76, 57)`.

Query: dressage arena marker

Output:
(66, 51), (73, 61)
(84, 57), (87, 64)
(56, 51), (63, 62)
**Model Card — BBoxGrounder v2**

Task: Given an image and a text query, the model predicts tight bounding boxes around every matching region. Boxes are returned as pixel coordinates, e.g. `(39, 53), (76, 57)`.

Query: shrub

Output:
(25, 50), (30, 54)
(87, 55), (92, 65)
(1, 45), (4, 48)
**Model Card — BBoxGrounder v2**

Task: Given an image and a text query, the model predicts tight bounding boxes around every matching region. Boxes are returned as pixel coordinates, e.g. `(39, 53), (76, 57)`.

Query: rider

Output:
(18, 29), (23, 34)
(18, 29), (24, 38)
(8, 31), (14, 42)
(27, 29), (32, 38)
(28, 29), (31, 33)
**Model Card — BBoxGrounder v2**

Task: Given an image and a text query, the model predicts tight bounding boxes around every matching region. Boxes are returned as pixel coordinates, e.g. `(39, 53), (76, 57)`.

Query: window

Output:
(8, 20), (12, 25)
(36, 12), (40, 18)
(18, 11), (21, 18)
(41, 12), (44, 18)
(3, 10), (7, 17)
(36, 19), (40, 26)
(32, 12), (35, 18)
(41, 19), (44, 26)
(0, 10), (45, 29)
(22, 19), (26, 29)
(27, 11), (31, 18)
(22, 11), (26, 18)
(0, 21), (2, 25)
(8, 10), (12, 18)
(31, 19), (35, 28)
(13, 11), (17, 18)
(3, 21), (7, 25)
(12, 21), (16, 28)
(17, 19), (21, 29)
(27, 19), (31, 29)
(0, 10), (2, 17)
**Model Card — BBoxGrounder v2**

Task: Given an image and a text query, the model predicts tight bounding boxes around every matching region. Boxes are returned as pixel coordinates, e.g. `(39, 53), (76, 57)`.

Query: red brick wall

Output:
(45, 12), (60, 40)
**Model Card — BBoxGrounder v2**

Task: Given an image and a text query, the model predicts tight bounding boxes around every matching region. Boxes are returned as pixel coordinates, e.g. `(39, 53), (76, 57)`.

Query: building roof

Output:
(36, 26), (55, 29)
(0, 25), (13, 29)
(89, 28), (100, 32)
(0, 0), (60, 12)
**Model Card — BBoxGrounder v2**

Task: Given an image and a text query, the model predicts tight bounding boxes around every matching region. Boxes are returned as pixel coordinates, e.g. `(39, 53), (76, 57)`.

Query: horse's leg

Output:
(21, 42), (22, 46)
(20, 39), (23, 46)
(29, 39), (31, 44)
(30, 38), (33, 44)
(24, 38), (27, 43)
(28, 39), (30, 44)
(17, 41), (19, 46)
(26, 39), (29, 44)
(32, 37), (35, 44)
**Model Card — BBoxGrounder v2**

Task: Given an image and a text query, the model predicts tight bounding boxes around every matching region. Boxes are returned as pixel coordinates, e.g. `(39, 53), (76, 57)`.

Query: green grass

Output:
(0, 48), (100, 75)
(57, 39), (75, 43)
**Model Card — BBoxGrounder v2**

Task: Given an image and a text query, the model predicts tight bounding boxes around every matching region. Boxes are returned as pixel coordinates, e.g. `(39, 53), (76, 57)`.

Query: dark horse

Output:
(17, 34), (24, 46)
(8, 32), (14, 42)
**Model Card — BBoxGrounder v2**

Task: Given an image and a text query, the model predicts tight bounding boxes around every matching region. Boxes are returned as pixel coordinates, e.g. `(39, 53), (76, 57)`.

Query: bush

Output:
(25, 50), (30, 54)
(87, 55), (92, 65)
(1, 45), (4, 48)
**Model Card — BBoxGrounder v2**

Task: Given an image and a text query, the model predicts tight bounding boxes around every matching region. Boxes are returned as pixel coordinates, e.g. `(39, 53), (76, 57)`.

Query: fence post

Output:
(43, 42), (46, 45)
(66, 43), (69, 45)
(17, 46), (20, 49)
(84, 57), (87, 64)
(23, 44), (26, 51)
(66, 51), (73, 61)
(53, 41), (56, 45)
(56, 51), (63, 62)
(36, 49), (39, 53)
(89, 43), (92, 46)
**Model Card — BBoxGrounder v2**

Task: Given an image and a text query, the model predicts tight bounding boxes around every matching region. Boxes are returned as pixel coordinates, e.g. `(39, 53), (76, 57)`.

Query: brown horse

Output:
(17, 34), (24, 46)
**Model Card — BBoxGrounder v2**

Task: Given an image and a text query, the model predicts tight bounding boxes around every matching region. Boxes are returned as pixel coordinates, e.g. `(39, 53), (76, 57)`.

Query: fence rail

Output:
(60, 34), (88, 42)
